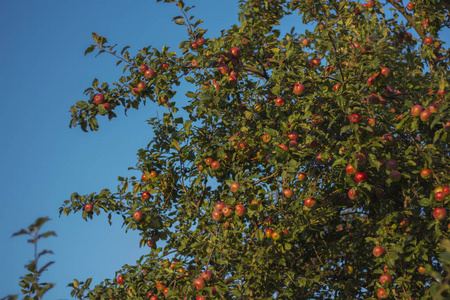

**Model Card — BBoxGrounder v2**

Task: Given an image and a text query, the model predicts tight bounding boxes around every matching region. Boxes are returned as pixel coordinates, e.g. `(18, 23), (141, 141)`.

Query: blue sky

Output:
(1, 1), (448, 299)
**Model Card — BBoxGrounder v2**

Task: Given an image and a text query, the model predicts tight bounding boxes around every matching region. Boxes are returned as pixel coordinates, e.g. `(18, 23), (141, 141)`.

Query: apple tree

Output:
(61, 0), (450, 299)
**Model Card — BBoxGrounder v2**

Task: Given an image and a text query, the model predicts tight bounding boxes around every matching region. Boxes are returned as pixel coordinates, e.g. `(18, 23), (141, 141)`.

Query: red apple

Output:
(385, 159), (399, 171)
(84, 203), (93, 212)
(265, 228), (273, 238)
(145, 69), (155, 78)
(348, 188), (359, 200)
(411, 105), (423, 116)
(272, 231), (281, 241)
(230, 47), (242, 58)
(355, 172), (367, 183)
(297, 172), (307, 181)
(94, 93), (105, 105)
(201, 270), (212, 281)
(379, 274), (392, 285)
(190, 41), (199, 50)
(420, 110), (432, 121)
(235, 205), (246, 216)
(263, 134), (272, 143)
(211, 161), (221, 170)
(406, 2), (414, 10)
(197, 37), (205, 46)
(346, 164), (357, 175)
(420, 168), (432, 179)
(278, 144), (288, 152)
(218, 64), (230, 75)
(373, 246), (384, 257)
(147, 239), (156, 247)
(301, 38), (310, 46)
(212, 210), (223, 221)
(424, 37), (433, 46)
(293, 83), (305, 95)
(222, 206), (234, 217)
(443, 186), (450, 196)
(283, 189), (293, 198)
(349, 113), (361, 124)
(428, 103), (439, 113)
(355, 152), (367, 166)
(312, 58), (320, 66)
(367, 76), (375, 85)
(230, 182), (240, 193)
(435, 192), (446, 202)
(139, 64), (148, 72)
(133, 210), (143, 221)
(194, 278), (205, 290)
(142, 191), (151, 200)
(382, 133), (394, 145)
(380, 67), (391, 77)
(433, 207), (447, 220)
(117, 274), (124, 284)
(137, 81), (147, 91)
(389, 170), (402, 182)
(333, 83), (341, 91)
(377, 288), (387, 299)
(305, 197), (316, 208)
(418, 266), (426, 274)
(275, 97), (286, 107)
(288, 132), (299, 141)
(444, 121), (450, 132)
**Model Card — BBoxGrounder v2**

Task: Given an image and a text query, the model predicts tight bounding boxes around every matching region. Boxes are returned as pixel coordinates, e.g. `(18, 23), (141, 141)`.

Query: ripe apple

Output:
(145, 69), (155, 78)
(444, 121), (450, 132)
(262, 134), (272, 143)
(418, 266), (426, 274)
(379, 274), (392, 285)
(293, 83), (305, 95)
(265, 228), (273, 238)
(385, 159), (399, 171)
(288, 132), (299, 141)
(355, 172), (367, 183)
(139, 64), (148, 72)
(84, 203), (93, 212)
(275, 97), (286, 107)
(424, 36), (433, 46)
(197, 37), (205, 46)
(428, 103), (439, 113)
(355, 152), (367, 166)
(230, 182), (240, 193)
(367, 93), (380, 104)
(212, 210), (222, 221)
(297, 172), (307, 181)
(117, 274), (124, 284)
(420, 168), (432, 179)
(235, 205), (246, 216)
(382, 133), (394, 145)
(149, 171), (157, 179)
(435, 191), (446, 202)
(133, 210), (143, 221)
(150, 295), (159, 300)
(305, 197), (316, 208)
(377, 288), (387, 299)
(411, 105), (423, 116)
(312, 58), (320, 66)
(348, 188), (359, 200)
(194, 278), (205, 290)
(230, 47), (242, 58)
(211, 161), (221, 170)
(420, 110), (432, 121)
(141, 173), (148, 182)
(301, 38), (310, 46)
(222, 206), (234, 217)
(142, 191), (151, 200)
(381, 67), (391, 77)
(215, 202), (225, 211)
(346, 164), (357, 175)
(367, 76), (375, 85)
(156, 282), (165, 291)
(443, 186), (450, 196)
(190, 41), (199, 50)
(201, 270), (212, 281)
(196, 297), (206, 300)
(389, 170), (402, 182)
(278, 144), (288, 152)
(373, 246), (384, 257)
(406, 2), (414, 10)
(137, 82), (147, 91)
(283, 189), (293, 198)
(218, 64), (230, 75)
(93, 93), (105, 105)
(272, 231), (281, 241)
(433, 207), (447, 220)
(147, 239), (156, 247)
(333, 83), (341, 91)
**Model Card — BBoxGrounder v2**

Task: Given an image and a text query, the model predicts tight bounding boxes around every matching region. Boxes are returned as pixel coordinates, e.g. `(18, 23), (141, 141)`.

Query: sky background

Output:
(0, 1), (448, 299)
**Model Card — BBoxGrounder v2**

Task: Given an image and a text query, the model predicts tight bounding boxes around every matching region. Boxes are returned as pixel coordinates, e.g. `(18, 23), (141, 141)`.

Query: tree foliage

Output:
(61, 0), (450, 299)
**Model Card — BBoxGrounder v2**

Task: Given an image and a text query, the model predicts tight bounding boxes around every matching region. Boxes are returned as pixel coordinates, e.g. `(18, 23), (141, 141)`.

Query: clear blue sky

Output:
(1, 1), (448, 299)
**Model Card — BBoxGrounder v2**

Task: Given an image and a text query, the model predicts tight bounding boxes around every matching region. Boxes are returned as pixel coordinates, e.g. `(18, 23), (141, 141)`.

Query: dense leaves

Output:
(61, 0), (450, 299)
